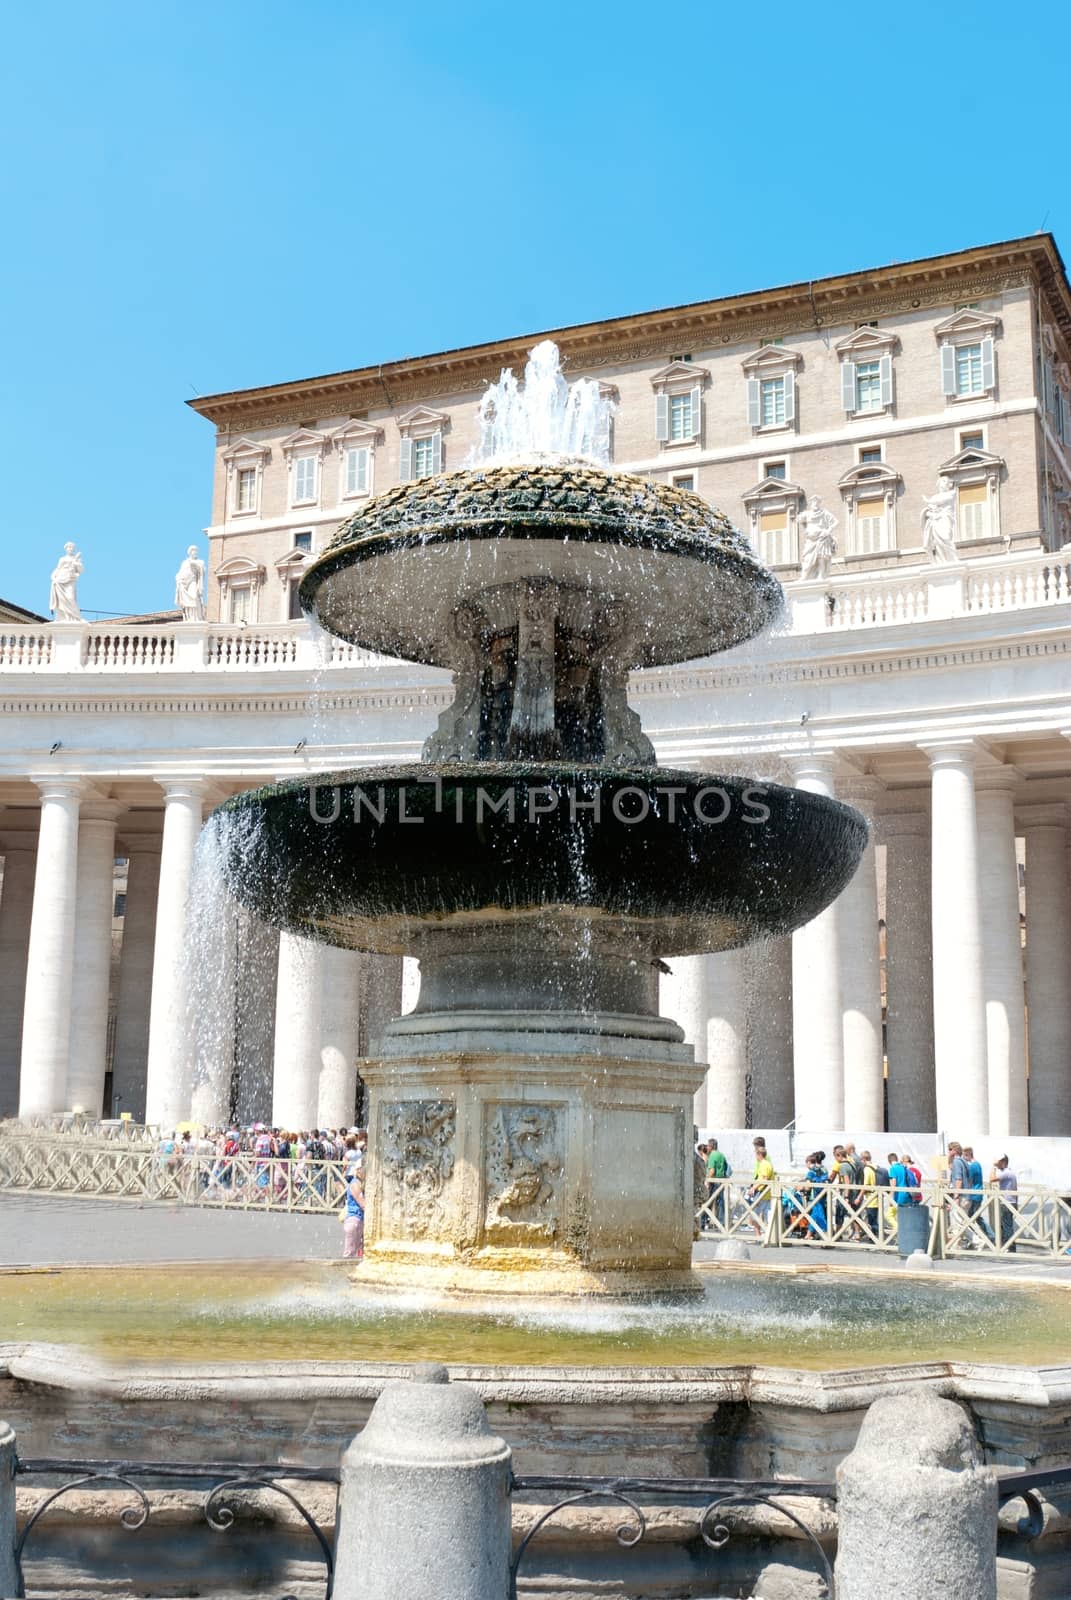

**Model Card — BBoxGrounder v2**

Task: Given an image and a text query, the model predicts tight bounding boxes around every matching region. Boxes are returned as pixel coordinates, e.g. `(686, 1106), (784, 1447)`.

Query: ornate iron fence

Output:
(11, 1448), (1071, 1599)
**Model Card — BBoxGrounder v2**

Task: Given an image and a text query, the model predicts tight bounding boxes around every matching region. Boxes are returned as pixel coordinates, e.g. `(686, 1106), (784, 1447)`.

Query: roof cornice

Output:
(188, 236), (1071, 429)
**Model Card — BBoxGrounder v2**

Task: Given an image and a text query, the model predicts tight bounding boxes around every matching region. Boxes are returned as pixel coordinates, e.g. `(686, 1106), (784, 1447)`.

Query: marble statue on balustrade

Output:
(921, 477), (958, 563)
(798, 496), (838, 581)
(174, 546), (206, 621)
(49, 543), (83, 621)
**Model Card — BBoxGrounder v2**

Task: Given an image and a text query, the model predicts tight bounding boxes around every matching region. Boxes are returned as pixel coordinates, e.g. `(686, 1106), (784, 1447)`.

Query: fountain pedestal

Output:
(360, 1036), (705, 1296)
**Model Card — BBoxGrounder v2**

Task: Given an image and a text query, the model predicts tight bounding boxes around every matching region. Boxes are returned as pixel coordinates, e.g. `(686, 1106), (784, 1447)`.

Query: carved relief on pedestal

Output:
(484, 1103), (564, 1244)
(379, 1100), (456, 1238)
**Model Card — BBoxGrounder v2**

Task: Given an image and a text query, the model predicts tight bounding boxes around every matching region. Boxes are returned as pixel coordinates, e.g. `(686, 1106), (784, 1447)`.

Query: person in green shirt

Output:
(705, 1139), (731, 1228)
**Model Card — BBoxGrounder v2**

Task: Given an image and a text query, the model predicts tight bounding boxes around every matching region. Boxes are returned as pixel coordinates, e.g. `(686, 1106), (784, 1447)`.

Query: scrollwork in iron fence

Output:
(13, 1456), (339, 1600)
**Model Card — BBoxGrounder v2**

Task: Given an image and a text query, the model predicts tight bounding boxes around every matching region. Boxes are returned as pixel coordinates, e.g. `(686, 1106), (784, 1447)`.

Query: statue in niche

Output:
(798, 496), (839, 581)
(921, 476), (959, 564)
(174, 545), (206, 621)
(485, 1104), (562, 1241)
(379, 1101), (456, 1238)
(506, 586), (561, 759)
(49, 542), (83, 621)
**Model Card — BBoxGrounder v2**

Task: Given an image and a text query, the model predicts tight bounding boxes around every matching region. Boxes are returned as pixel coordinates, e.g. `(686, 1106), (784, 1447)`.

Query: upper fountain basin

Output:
(209, 764), (868, 957)
(299, 463), (783, 671)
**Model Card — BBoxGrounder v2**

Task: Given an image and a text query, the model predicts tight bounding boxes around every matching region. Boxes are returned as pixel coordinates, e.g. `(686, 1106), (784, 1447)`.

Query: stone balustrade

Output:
(1, 550), (1067, 676)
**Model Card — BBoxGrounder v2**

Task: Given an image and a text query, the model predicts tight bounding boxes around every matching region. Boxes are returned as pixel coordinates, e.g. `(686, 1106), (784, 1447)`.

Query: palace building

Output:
(2, 234), (1070, 1139)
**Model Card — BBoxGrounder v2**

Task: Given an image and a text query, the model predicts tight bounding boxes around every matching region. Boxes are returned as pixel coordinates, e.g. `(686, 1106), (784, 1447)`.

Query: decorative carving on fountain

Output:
(380, 1100), (456, 1238)
(484, 1103), (563, 1243)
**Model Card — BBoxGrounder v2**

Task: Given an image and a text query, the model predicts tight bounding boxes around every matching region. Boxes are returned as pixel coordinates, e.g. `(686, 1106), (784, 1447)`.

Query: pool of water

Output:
(3, 1262), (1070, 1370)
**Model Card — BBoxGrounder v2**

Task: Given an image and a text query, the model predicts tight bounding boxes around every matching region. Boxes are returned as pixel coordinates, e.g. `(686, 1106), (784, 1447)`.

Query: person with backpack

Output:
(705, 1139), (732, 1230)
(746, 1137), (775, 1239)
(859, 1151), (882, 1241)
(887, 1152), (919, 1210)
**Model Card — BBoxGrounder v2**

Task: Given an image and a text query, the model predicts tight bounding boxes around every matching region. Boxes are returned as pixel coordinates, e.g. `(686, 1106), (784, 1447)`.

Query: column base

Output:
(360, 1035), (704, 1299)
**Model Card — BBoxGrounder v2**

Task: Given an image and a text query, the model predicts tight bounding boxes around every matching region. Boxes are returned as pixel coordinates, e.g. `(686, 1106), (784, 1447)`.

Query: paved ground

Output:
(0, 1192), (338, 1265)
(4, 1192), (1071, 1279)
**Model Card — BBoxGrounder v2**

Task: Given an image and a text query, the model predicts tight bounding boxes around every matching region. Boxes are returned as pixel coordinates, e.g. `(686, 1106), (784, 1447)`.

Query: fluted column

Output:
(319, 944), (361, 1127)
(976, 775), (1028, 1136)
(110, 836), (162, 1119)
(145, 779), (207, 1129)
(19, 779), (84, 1115)
(791, 757), (844, 1130)
(0, 835), (37, 1117)
(66, 801), (122, 1115)
(882, 808), (935, 1130)
(1021, 803), (1071, 1135)
(837, 777), (884, 1131)
(924, 744), (988, 1134)
(745, 936), (794, 1128)
(272, 931), (324, 1129)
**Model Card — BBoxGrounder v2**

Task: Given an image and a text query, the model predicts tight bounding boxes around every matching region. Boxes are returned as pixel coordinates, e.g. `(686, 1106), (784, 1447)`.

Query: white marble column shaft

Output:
(745, 936), (794, 1129)
(144, 780), (206, 1129)
(661, 952), (747, 1128)
(976, 777), (1028, 1137)
(926, 745), (988, 1134)
(272, 930), (324, 1130)
(0, 838), (37, 1118)
(66, 804), (121, 1115)
(19, 781), (83, 1116)
(1022, 806), (1071, 1135)
(838, 780), (885, 1131)
(234, 910), (279, 1126)
(319, 944), (362, 1127)
(110, 837), (161, 1119)
(791, 758), (845, 1131)
(882, 810), (936, 1131)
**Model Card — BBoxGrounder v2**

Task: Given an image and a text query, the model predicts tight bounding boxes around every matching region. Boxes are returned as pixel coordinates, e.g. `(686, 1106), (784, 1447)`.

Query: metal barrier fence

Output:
(3, 1136), (1071, 1254)
(0, 1137), (350, 1215)
(695, 1176), (1071, 1260)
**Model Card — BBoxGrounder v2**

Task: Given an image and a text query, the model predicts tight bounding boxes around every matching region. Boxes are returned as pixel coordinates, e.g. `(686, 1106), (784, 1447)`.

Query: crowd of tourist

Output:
(156, 1123), (367, 1257)
(696, 1134), (1024, 1248)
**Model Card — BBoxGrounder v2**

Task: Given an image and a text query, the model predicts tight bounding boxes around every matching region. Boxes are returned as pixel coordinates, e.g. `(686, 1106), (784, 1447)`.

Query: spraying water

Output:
(475, 339), (614, 465)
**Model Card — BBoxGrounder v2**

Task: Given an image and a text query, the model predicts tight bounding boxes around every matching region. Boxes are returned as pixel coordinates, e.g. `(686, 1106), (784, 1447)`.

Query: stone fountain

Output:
(211, 343), (867, 1296)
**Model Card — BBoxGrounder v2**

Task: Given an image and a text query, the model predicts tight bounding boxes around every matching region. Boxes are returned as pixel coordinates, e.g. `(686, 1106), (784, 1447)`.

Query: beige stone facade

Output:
(192, 236), (1071, 623)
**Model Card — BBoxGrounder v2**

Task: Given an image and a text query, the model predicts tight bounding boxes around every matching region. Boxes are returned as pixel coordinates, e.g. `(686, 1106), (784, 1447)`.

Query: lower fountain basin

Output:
(211, 763), (867, 956)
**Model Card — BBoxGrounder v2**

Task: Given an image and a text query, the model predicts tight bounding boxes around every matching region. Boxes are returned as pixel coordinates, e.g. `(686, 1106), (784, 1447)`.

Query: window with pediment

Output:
(935, 308), (1000, 401)
(397, 406), (449, 480)
(216, 555), (266, 623)
(937, 443), (1005, 545)
(742, 345), (801, 434)
(275, 545), (312, 621)
(331, 418), (384, 501)
(835, 326), (898, 418)
(651, 361), (709, 447)
(1039, 325), (1070, 446)
(221, 437), (271, 518)
(281, 427), (329, 508)
(742, 475), (805, 567)
(837, 461), (901, 557)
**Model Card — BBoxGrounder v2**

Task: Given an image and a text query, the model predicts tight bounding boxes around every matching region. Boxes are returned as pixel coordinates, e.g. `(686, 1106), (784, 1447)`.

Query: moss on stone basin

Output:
(210, 764), (868, 956)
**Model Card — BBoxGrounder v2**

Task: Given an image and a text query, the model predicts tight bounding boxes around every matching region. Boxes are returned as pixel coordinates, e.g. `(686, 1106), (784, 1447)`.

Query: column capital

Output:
(118, 832), (163, 858)
(919, 740), (978, 771)
(154, 776), (211, 804)
(974, 767), (1022, 797)
(836, 773), (885, 816)
(80, 799), (124, 825)
(876, 806), (930, 841)
(30, 776), (89, 804)
(1016, 801), (1069, 830)
(0, 831), (38, 856)
(787, 751), (838, 789)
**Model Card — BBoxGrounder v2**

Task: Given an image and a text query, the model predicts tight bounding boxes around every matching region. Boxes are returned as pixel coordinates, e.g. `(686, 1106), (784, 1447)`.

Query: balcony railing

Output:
(2, 549), (1068, 674)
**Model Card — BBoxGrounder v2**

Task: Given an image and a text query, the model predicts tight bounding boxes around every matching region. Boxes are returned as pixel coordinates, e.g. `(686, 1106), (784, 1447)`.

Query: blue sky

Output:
(2, 0), (1067, 617)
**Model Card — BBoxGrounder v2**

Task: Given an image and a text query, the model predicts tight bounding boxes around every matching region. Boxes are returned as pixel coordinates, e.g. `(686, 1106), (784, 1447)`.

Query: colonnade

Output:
(665, 748), (1071, 1139)
(2, 746), (1070, 1137)
(0, 776), (405, 1129)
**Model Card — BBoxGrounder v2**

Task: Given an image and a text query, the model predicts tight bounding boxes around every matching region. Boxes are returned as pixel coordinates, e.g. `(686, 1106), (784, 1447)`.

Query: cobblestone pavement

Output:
(0, 1192), (339, 1265)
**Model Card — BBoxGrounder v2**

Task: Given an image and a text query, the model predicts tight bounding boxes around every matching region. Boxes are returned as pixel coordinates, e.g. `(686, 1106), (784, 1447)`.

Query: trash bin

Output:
(897, 1202), (931, 1257)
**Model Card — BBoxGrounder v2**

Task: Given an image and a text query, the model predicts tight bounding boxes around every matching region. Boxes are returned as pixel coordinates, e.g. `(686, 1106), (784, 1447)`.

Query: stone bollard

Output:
(333, 1362), (512, 1600)
(0, 1421), (18, 1599)
(835, 1388), (997, 1600)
